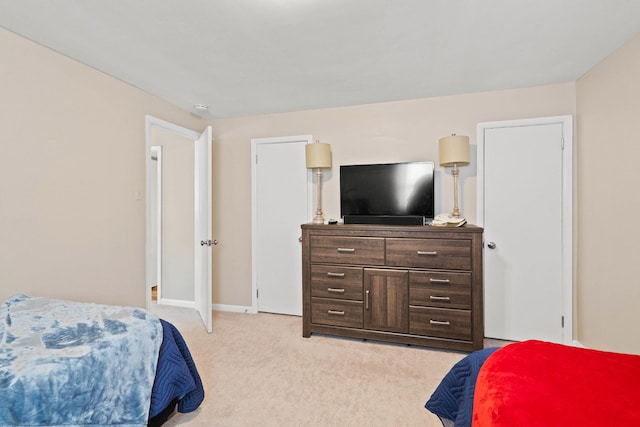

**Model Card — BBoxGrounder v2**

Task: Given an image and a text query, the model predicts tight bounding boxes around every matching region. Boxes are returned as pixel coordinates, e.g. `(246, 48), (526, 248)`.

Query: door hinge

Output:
(255, 154), (258, 164)
(561, 315), (565, 328)
(256, 289), (259, 298)
(561, 137), (565, 150)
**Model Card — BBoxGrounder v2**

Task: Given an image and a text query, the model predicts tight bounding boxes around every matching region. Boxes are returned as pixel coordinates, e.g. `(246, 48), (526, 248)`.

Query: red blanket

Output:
(472, 340), (640, 426)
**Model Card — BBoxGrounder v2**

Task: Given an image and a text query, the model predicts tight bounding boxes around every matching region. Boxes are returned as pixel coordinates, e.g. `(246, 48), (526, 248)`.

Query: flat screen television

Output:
(340, 161), (435, 225)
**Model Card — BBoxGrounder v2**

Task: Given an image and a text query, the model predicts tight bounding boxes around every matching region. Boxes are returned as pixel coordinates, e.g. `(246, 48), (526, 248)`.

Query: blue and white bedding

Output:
(0, 294), (204, 427)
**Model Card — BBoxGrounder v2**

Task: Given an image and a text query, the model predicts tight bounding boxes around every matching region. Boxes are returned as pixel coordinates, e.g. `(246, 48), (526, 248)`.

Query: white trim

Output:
(145, 115), (200, 310)
(477, 115), (574, 345)
(212, 304), (257, 314)
(250, 135), (314, 314)
(158, 298), (195, 309)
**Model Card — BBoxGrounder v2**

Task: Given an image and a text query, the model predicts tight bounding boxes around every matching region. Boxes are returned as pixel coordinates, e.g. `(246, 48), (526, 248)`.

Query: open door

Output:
(194, 126), (213, 333)
(146, 116), (213, 333)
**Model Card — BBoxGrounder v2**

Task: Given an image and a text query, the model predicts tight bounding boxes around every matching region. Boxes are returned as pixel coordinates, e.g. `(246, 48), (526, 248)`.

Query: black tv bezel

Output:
(339, 161), (435, 223)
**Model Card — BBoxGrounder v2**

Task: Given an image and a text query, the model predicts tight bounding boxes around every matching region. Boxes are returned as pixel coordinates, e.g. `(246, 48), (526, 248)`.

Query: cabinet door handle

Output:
(327, 272), (345, 278)
(365, 289), (370, 310)
(429, 278), (451, 284)
(327, 288), (345, 293)
(430, 296), (451, 302)
(327, 310), (345, 316)
(417, 251), (437, 256)
(430, 319), (451, 326)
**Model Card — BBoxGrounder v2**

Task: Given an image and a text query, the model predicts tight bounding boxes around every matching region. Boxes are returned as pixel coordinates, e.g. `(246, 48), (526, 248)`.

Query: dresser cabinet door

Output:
(363, 268), (409, 333)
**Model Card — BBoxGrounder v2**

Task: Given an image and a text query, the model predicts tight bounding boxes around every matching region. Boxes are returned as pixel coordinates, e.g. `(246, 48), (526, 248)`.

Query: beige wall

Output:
(211, 84), (576, 306)
(576, 33), (640, 353)
(0, 28), (206, 306)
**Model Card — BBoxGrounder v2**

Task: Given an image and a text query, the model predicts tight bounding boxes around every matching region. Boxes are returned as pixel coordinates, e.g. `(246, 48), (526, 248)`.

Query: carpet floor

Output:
(150, 303), (470, 427)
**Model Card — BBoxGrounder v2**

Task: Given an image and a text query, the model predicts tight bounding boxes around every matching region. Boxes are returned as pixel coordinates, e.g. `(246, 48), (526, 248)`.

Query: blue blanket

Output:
(149, 319), (204, 417)
(425, 347), (499, 427)
(0, 294), (162, 427)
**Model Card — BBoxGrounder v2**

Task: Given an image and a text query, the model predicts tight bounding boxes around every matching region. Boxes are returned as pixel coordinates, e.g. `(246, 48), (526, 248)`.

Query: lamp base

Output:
(312, 211), (325, 224)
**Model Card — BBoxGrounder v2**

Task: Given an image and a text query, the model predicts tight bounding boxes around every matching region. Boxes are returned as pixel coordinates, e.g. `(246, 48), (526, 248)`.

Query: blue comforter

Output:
(149, 319), (204, 418)
(425, 347), (499, 427)
(0, 294), (204, 427)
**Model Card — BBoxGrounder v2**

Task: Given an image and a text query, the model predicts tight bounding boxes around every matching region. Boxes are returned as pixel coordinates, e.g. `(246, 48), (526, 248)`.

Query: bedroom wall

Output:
(210, 84), (577, 308)
(576, 33), (640, 354)
(0, 28), (206, 306)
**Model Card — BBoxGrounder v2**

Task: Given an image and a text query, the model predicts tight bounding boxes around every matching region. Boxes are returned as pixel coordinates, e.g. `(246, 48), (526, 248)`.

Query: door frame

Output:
(476, 115), (574, 345)
(144, 115), (205, 309)
(250, 135), (314, 314)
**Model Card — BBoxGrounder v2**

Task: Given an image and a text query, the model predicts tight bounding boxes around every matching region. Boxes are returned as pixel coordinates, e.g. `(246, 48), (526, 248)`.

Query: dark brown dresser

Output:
(301, 223), (484, 352)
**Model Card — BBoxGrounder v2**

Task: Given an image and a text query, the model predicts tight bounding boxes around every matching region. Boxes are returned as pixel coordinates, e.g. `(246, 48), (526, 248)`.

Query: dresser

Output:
(301, 223), (484, 352)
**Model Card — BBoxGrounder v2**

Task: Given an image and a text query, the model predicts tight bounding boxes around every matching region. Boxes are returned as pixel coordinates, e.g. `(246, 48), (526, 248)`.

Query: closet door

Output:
(479, 117), (572, 344)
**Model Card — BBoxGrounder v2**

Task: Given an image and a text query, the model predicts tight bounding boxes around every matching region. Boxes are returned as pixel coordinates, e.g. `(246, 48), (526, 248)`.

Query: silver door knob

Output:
(487, 241), (497, 249)
(298, 236), (302, 242)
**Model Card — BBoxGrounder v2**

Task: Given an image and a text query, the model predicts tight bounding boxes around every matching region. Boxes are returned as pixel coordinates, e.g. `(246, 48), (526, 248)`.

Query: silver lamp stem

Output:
(313, 168), (325, 224)
(452, 163), (460, 218)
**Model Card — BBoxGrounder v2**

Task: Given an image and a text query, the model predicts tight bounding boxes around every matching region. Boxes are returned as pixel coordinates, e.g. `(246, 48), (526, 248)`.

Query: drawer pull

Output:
(327, 272), (345, 278)
(417, 251), (438, 256)
(327, 287), (345, 293)
(327, 310), (345, 316)
(430, 296), (451, 302)
(429, 278), (451, 284)
(430, 319), (451, 326)
(337, 247), (356, 253)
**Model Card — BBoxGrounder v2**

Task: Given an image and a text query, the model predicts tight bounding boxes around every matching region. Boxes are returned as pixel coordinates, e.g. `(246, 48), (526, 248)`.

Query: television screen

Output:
(340, 162), (435, 219)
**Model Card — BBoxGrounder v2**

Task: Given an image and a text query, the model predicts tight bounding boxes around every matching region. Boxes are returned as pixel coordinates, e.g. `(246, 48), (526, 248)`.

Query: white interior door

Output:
(478, 117), (572, 344)
(252, 136), (312, 316)
(194, 126), (213, 332)
(146, 117), (213, 333)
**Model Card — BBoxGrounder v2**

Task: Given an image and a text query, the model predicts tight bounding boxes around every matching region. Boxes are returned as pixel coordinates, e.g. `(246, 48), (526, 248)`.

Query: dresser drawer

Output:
(386, 238), (471, 270)
(311, 265), (363, 300)
(409, 271), (471, 309)
(409, 306), (471, 340)
(310, 236), (385, 265)
(311, 298), (363, 328)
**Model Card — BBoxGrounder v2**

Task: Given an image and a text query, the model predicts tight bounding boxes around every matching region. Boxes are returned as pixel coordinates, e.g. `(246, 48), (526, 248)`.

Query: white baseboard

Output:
(572, 339), (585, 348)
(157, 298), (195, 309)
(212, 303), (257, 314)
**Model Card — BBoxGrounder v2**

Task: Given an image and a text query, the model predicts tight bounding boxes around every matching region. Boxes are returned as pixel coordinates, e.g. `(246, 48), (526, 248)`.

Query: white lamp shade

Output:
(305, 143), (332, 168)
(439, 134), (470, 166)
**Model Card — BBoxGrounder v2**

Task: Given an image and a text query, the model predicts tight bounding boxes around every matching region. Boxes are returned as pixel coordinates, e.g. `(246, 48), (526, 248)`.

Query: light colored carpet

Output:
(150, 304), (469, 427)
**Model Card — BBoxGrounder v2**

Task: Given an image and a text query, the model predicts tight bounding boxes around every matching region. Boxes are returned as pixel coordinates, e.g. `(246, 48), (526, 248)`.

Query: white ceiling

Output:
(1, 0), (640, 118)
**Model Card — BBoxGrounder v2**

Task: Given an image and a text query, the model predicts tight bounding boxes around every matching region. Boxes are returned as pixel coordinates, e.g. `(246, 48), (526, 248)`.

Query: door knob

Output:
(200, 240), (219, 246)
(487, 241), (497, 249)
(298, 236), (302, 242)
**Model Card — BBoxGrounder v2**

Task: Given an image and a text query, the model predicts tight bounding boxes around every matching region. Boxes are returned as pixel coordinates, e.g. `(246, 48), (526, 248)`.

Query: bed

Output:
(426, 340), (640, 427)
(0, 294), (204, 427)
